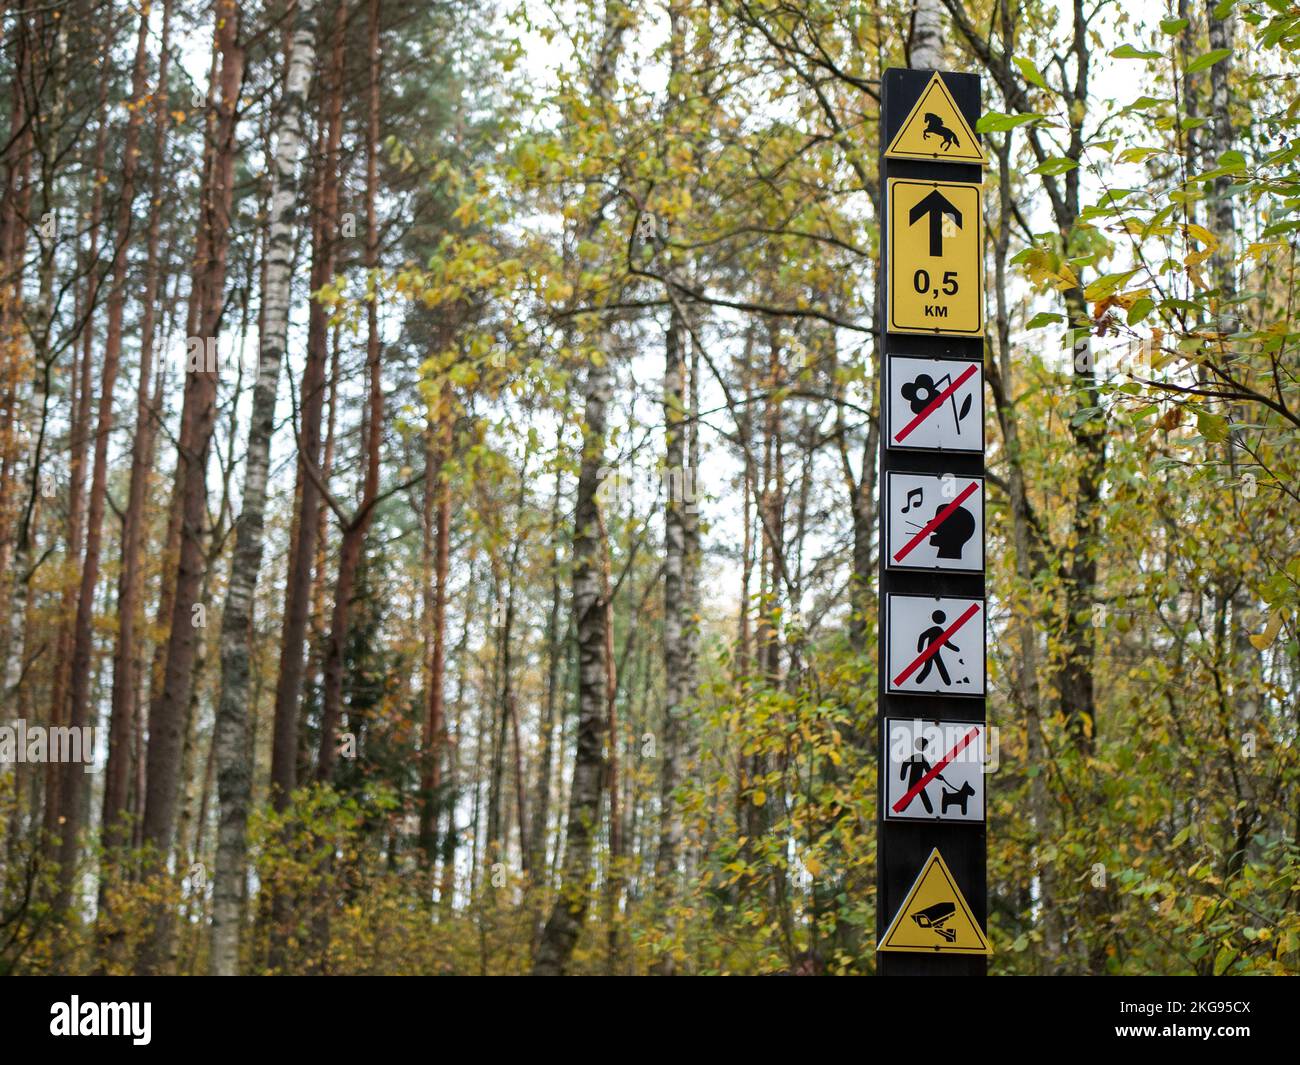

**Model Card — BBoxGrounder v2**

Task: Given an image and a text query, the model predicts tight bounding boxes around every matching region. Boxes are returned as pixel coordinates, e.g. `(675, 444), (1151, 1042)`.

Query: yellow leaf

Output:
(751, 789), (766, 807)
(1249, 612), (1283, 650)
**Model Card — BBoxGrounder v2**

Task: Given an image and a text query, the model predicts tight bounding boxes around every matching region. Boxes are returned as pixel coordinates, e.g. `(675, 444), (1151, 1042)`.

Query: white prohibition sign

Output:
(887, 355), (984, 453)
(886, 472), (984, 573)
(885, 717), (986, 823)
(886, 594), (985, 696)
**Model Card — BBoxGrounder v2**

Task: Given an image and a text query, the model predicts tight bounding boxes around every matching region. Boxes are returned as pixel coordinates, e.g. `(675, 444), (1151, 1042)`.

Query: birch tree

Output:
(533, 0), (628, 976)
(211, 0), (319, 977)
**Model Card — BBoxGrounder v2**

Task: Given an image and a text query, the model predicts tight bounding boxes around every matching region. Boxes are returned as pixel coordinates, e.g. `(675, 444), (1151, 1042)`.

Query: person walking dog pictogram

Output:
(899, 737), (959, 815)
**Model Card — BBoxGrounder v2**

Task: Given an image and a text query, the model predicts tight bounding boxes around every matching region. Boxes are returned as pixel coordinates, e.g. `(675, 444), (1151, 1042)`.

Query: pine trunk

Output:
(137, 0), (245, 974)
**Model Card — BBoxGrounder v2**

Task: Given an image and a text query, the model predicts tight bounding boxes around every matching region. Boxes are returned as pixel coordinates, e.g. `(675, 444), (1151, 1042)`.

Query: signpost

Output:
(877, 68), (990, 976)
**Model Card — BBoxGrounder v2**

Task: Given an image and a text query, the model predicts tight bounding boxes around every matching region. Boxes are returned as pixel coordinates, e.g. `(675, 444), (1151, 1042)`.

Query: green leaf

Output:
(1118, 146), (1164, 164)
(976, 111), (1043, 133)
(1083, 269), (1140, 300)
(1186, 48), (1232, 74)
(1032, 155), (1079, 175)
(1127, 297), (1156, 325)
(1026, 311), (1064, 329)
(1013, 56), (1049, 90)
(1111, 44), (1162, 60)
(1160, 17), (1190, 34)
(1196, 409), (1230, 442)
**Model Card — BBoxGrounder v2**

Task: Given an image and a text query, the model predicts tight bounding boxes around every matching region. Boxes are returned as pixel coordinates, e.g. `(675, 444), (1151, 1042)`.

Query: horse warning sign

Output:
(885, 717), (985, 823)
(884, 72), (987, 165)
(878, 848), (992, 955)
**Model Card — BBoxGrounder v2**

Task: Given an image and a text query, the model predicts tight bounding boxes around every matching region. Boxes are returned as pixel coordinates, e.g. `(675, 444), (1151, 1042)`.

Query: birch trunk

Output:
(533, 355), (614, 975)
(527, 456), (565, 879)
(211, 0), (318, 977)
(1206, 3), (1236, 325)
(419, 392), (452, 869)
(652, 302), (687, 972)
(910, 0), (944, 69)
(531, 0), (626, 977)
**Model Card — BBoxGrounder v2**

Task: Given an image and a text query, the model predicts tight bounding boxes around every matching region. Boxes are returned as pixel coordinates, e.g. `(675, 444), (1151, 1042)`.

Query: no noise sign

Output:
(886, 471), (984, 573)
(885, 717), (985, 823)
(886, 355), (983, 453)
(887, 178), (984, 337)
(886, 594), (985, 696)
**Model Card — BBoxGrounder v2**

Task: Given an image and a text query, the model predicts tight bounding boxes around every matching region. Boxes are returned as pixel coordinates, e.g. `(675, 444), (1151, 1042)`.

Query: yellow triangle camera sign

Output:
(886, 72), (988, 165)
(878, 848), (993, 955)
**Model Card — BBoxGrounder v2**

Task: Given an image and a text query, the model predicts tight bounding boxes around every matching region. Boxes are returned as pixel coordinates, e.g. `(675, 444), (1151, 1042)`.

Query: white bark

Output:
(533, 0), (628, 977)
(1206, 4), (1236, 327)
(534, 356), (615, 974)
(654, 306), (687, 942)
(210, 0), (319, 977)
(911, 0), (945, 70)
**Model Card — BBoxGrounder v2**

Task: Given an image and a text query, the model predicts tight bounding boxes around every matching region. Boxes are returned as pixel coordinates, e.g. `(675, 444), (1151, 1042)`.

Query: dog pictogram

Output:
(941, 780), (975, 816)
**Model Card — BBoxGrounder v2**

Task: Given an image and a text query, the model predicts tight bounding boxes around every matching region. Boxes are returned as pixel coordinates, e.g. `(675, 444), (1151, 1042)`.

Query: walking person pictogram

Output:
(915, 609), (964, 686)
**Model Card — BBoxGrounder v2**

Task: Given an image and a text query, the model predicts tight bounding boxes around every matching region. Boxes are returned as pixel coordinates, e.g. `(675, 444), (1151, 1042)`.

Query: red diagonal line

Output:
(892, 601), (980, 687)
(894, 362), (979, 443)
(893, 480), (979, 563)
(893, 726), (981, 814)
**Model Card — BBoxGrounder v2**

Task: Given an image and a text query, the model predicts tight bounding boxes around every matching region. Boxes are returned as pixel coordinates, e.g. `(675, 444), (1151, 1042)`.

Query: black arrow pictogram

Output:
(908, 189), (962, 257)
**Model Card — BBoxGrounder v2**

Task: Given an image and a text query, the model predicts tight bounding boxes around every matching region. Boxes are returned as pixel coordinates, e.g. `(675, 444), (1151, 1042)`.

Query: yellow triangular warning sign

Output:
(885, 73), (988, 165)
(878, 848), (993, 955)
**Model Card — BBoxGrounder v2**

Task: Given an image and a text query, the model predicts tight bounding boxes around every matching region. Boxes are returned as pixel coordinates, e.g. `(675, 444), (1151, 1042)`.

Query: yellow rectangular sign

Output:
(887, 178), (984, 337)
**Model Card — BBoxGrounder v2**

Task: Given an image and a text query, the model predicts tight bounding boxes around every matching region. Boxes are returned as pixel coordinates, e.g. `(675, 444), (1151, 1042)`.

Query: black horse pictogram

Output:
(922, 112), (959, 151)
